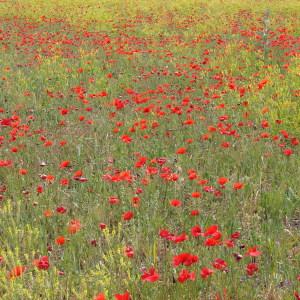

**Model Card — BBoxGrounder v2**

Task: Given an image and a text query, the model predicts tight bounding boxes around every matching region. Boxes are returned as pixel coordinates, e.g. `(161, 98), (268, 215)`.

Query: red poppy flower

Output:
(0, 118), (12, 126)
(191, 225), (202, 237)
(212, 258), (227, 270)
(55, 236), (65, 246)
(245, 246), (262, 257)
(0, 160), (13, 167)
(204, 225), (218, 236)
(68, 219), (81, 234)
(178, 269), (196, 283)
(141, 267), (160, 282)
(261, 120), (269, 128)
(291, 138), (299, 146)
(188, 170), (197, 180)
(258, 78), (268, 90)
(19, 168), (28, 175)
(204, 238), (220, 247)
(99, 223), (107, 230)
(122, 211), (134, 221)
(36, 256), (50, 270)
(45, 174), (55, 183)
(246, 263), (258, 276)
(121, 135), (132, 143)
(170, 199), (182, 207)
(56, 206), (67, 214)
(171, 232), (188, 243)
(283, 148), (293, 156)
(233, 182), (244, 190)
(173, 253), (199, 267)
(221, 142), (230, 148)
(114, 291), (131, 300)
(176, 147), (187, 154)
(201, 267), (214, 279)
(73, 170), (83, 179)
(109, 196), (120, 205)
(60, 108), (69, 115)
(190, 209), (200, 216)
(203, 185), (215, 193)
(94, 293), (106, 300)
(8, 266), (26, 279)
(198, 179), (208, 185)
(60, 178), (69, 186)
(217, 177), (228, 185)
(60, 140), (67, 146)
(231, 231), (241, 239)
(132, 196), (140, 207)
(36, 185), (44, 194)
(43, 209), (52, 217)
(59, 160), (70, 168)
(224, 239), (235, 248)
(191, 191), (201, 198)
(124, 246), (134, 258)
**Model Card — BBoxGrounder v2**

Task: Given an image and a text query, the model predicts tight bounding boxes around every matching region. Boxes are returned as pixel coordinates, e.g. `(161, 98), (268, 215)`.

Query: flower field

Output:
(0, 0), (299, 299)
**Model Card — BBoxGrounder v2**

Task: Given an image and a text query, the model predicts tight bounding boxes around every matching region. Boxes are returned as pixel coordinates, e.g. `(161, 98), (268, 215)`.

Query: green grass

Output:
(0, 0), (299, 299)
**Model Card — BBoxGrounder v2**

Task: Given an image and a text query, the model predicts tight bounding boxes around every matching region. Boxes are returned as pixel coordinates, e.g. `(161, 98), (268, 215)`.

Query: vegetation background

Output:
(0, 0), (299, 299)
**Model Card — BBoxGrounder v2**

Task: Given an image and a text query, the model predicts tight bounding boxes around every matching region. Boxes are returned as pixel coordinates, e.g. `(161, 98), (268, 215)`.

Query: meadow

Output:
(0, 0), (299, 299)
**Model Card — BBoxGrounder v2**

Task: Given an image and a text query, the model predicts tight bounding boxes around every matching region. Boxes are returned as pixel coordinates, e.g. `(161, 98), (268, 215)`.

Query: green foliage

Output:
(0, 1), (299, 299)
